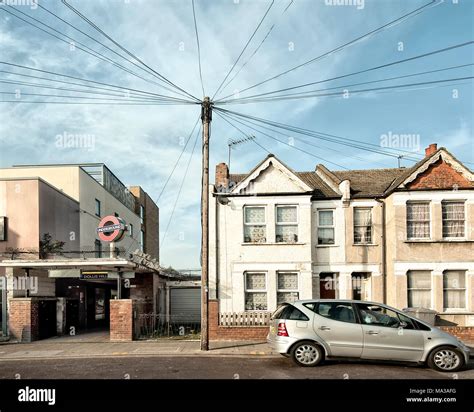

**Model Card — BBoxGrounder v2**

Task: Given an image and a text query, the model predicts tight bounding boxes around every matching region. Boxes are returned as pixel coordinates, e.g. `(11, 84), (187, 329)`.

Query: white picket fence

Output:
(219, 311), (271, 327)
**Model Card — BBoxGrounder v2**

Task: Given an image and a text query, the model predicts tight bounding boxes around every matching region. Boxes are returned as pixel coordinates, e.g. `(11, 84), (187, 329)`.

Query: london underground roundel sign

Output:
(97, 215), (126, 242)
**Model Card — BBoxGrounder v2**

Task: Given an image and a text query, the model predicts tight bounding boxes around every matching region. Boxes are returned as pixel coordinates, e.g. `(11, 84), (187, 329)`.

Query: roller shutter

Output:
(170, 288), (201, 322)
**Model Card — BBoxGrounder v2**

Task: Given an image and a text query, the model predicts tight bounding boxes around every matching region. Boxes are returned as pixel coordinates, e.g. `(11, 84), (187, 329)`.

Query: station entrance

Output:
(56, 277), (123, 333)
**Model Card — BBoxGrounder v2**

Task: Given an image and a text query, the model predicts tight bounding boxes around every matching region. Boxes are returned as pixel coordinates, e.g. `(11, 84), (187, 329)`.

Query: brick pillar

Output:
(209, 299), (219, 340)
(110, 299), (133, 342)
(8, 298), (39, 342)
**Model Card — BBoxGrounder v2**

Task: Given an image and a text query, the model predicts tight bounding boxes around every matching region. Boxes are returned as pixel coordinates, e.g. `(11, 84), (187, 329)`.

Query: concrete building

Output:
(208, 144), (474, 335)
(0, 163), (160, 340)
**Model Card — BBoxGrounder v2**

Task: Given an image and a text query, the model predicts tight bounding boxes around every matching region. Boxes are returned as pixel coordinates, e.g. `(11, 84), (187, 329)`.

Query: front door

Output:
(356, 303), (424, 362)
(313, 301), (363, 358)
(319, 273), (336, 299)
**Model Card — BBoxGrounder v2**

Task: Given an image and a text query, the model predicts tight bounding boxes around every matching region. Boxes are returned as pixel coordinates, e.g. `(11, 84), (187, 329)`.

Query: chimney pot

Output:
(425, 143), (438, 157)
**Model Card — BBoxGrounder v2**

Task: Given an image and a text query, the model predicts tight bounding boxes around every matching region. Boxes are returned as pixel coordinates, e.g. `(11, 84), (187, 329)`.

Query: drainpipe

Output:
(375, 198), (387, 304)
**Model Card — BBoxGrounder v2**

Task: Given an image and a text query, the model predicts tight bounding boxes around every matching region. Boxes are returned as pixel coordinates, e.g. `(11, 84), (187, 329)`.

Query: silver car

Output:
(267, 299), (470, 372)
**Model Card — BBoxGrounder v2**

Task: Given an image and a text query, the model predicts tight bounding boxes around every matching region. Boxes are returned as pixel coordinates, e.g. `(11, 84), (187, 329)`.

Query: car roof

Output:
(294, 299), (388, 306)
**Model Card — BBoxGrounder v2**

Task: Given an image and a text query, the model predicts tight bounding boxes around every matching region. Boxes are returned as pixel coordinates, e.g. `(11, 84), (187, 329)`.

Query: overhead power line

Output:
(219, 109), (392, 168)
(161, 124), (201, 247)
(215, 75), (474, 105)
(215, 0), (443, 102)
(157, 116), (201, 202)
(61, 0), (200, 102)
(216, 41), (474, 104)
(35, 2), (195, 100)
(0, 62), (196, 103)
(219, 0), (294, 95)
(0, 79), (189, 102)
(1, 6), (194, 102)
(215, 107), (423, 162)
(215, 109), (348, 169)
(192, 0), (206, 98)
(212, 0), (275, 100)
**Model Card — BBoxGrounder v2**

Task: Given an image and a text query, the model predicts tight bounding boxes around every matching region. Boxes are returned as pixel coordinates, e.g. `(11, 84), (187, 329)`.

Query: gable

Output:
(232, 157), (312, 195)
(406, 158), (473, 190)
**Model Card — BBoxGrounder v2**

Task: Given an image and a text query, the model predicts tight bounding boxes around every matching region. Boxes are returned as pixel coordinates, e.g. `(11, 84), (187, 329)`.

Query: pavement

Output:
(0, 330), (472, 361)
(0, 337), (276, 361)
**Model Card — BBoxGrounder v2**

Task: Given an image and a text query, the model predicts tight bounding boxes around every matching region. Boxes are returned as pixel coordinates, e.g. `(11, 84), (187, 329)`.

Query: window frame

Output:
(407, 270), (432, 309)
(243, 205), (267, 244)
(140, 230), (145, 252)
(140, 205), (145, 224)
(441, 200), (466, 239)
(353, 207), (373, 244)
(406, 201), (431, 240)
(94, 239), (102, 258)
(276, 271), (299, 305)
(94, 198), (101, 217)
(244, 271), (268, 311)
(443, 270), (467, 311)
(317, 209), (335, 245)
(129, 223), (134, 238)
(275, 204), (299, 243)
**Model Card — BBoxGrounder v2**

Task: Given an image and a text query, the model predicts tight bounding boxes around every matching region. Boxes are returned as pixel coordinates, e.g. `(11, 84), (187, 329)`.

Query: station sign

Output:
(80, 271), (109, 280)
(97, 215), (126, 242)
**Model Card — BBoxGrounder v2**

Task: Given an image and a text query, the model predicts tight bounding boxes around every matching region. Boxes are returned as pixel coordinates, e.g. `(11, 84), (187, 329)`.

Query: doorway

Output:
(319, 273), (338, 299)
(351, 272), (371, 301)
(56, 278), (116, 334)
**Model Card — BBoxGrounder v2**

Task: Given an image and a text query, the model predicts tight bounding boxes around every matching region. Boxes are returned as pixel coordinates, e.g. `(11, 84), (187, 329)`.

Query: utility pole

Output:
(200, 96), (212, 351)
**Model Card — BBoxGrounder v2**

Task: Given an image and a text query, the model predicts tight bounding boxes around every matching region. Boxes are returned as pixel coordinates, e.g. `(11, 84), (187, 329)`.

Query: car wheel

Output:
(290, 341), (323, 367)
(427, 346), (465, 372)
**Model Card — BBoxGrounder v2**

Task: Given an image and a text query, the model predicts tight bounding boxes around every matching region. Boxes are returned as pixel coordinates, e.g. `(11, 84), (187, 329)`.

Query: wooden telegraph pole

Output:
(200, 96), (211, 351)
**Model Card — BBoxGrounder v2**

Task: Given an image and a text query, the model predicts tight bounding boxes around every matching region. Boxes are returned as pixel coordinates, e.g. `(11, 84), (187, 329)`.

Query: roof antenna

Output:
(397, 155), (404, 168)
(228, 135), (256, 172)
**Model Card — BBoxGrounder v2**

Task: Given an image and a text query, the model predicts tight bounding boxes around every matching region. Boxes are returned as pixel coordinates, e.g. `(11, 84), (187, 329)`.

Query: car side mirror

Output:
(399, 321), (408, 328)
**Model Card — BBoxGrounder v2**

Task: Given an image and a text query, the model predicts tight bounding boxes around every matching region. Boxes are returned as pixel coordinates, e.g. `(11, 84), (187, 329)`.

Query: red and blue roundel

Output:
(97, 215), (126, 242)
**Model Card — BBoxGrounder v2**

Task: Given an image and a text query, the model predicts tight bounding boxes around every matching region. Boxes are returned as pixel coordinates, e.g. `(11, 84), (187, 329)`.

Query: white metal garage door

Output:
(170, 287), (201, 322)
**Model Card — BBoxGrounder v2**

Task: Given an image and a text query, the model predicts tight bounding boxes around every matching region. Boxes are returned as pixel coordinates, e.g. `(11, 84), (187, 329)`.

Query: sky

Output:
(0, 0), (473, 269)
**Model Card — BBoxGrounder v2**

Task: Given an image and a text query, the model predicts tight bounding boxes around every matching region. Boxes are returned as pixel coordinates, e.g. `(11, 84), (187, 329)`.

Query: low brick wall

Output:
(110, 299), (133, 342)
(8, 298), (39, 343)
(209, 300), (269, 341)
(440, 326), (474, 342)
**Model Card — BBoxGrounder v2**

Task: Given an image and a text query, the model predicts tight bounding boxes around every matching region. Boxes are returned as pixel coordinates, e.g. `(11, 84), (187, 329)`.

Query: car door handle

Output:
(319, 326), (331, 331)
(366, 330), (379, 335)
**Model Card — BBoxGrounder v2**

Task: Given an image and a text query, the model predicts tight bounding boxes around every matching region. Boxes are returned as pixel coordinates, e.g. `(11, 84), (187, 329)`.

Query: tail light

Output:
(277, 322), (289, 337)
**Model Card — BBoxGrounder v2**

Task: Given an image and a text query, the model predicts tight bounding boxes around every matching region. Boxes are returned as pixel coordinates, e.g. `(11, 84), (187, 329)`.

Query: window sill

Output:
(316, 244), (339, 248)
(440, 310), (471, 314)
(352, 243), (378, 246)
(405, 239), (473, 243)
(242, 242), (306, 246)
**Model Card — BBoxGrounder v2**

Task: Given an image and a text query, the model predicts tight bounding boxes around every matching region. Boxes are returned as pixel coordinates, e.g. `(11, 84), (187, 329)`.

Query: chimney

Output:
(215, 162), (229, 189)
(425, 143), (438, 157)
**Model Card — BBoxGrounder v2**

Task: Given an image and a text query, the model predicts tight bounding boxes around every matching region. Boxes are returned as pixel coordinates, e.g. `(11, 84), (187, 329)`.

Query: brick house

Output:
(208, 144), (474, 339)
